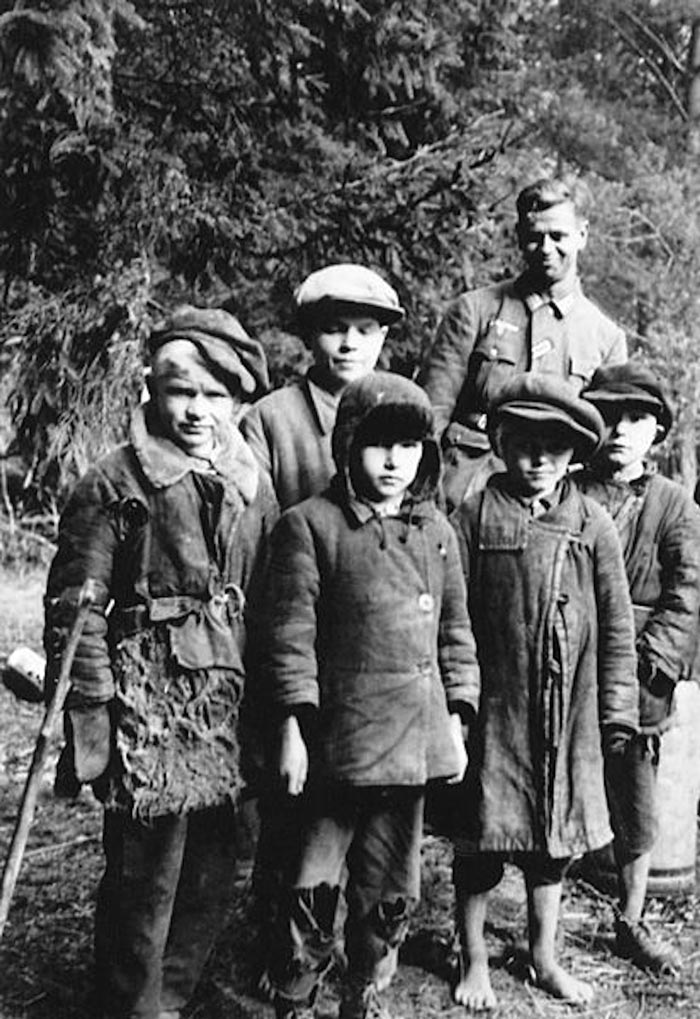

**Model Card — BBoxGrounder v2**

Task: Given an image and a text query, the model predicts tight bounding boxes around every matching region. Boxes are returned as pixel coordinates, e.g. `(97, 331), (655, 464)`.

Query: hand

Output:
(446, 713), (468, 784)
(68, 704), (111, 782)
(279, 715), (308, 796)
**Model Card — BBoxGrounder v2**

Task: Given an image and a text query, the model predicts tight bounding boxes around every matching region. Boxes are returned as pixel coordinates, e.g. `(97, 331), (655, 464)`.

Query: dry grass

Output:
(1, 565), (699, 1018)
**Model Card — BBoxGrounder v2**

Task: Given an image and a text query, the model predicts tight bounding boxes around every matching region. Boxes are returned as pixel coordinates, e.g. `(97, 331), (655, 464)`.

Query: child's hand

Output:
(446, 712), (468, 784)
(279, 715), (309, 796)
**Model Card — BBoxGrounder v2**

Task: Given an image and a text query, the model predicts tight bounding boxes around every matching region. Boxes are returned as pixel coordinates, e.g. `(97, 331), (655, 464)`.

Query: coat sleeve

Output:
(593, 511), (639, 730)
(239, 403), (273, 477)
(261, 507), (322, 714)
(44, 468), (120, 706)
(417, 293), (479, 436)
(438, 521), (480, 715)
(637, 489), (700, 681)
(600, 322), (627, 367)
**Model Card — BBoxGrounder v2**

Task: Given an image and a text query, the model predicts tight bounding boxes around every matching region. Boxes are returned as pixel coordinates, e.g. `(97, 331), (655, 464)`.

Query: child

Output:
(577, 363), (700, 972)
(43, 306), (277, 1019)
(263, 372), (480, 1019)
(450, 374), (639, 1008)
(240, 263), (404, 510)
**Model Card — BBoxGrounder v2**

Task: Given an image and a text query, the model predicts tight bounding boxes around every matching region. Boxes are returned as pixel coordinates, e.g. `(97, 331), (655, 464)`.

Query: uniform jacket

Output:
(418, 275), (627, 440)
(239, 371), (338, 510)
(262, 376), (480, 787)
(574, 469), (700, 683)
(452, 475), (639, 857)
(44, 404), (278, 816)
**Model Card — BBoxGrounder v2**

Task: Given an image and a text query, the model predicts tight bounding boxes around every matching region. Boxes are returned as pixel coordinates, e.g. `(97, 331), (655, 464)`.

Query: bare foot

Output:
(374, 945), (398, 991)
(453, 954), (496, 1011)
(531, 961), (593, 1004)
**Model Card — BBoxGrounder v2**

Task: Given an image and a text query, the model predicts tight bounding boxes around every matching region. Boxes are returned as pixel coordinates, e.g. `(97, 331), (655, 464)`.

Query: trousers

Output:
(95, 804), (238, 1019)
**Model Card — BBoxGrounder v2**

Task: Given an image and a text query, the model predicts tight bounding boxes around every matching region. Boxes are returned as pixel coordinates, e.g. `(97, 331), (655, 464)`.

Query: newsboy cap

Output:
(295, 263), (405, 328)
(148, 305), (269, 399)
(583, 363), (672, 441)
(489, 374), (605, 459)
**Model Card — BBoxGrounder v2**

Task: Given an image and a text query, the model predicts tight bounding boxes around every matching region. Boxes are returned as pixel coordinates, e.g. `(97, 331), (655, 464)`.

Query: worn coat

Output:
(263, 376), (480, 787)
(575, 469), (700, 685)
(44, 404), (277, 817)
(452, 475), (639, 857)
(239, 370), (338, 510)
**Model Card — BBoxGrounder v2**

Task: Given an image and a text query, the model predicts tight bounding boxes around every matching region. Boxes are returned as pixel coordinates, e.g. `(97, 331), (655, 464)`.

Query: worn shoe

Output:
(339, 977), (391, 1019)
(614, 916), (681, 974)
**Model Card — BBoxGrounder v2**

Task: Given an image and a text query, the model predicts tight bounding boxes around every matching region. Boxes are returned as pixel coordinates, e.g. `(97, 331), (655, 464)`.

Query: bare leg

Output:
(453, 887), (496, 1011)
(525, 873), (593, 1004)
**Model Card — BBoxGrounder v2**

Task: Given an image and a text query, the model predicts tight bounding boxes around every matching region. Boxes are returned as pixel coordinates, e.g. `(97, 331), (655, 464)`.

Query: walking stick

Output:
(0, 577), (98, 941)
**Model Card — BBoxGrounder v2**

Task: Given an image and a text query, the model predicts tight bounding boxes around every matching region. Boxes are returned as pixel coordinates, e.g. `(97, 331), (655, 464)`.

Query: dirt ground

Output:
(1, 566), (700, 1019)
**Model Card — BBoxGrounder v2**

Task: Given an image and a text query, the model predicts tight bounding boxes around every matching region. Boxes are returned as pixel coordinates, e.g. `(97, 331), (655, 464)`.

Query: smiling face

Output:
(355, 440), (423, 507)
(598, 406), (659, 477)
(517, 201), (588, 291)
(148, 340), (240, 458)
(310, 314), (388, 393)
(499, 421), (575, 498)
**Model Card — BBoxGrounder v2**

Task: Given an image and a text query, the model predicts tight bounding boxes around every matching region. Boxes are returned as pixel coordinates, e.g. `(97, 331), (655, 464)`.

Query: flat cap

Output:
(148, 305), (269, 399)
(583, 363), (672, 441)
(489, 374), (605, 459)
(295, 264), (405, 326)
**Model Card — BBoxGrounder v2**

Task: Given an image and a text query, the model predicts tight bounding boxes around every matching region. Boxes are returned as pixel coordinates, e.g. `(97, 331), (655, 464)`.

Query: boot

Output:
(614, 916), (681, 975)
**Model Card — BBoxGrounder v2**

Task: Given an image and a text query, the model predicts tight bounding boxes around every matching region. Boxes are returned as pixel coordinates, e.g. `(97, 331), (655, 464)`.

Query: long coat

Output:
(452, 475), (639, 857)
(263, 374), (481, 787)
(44, 404), (277, 817)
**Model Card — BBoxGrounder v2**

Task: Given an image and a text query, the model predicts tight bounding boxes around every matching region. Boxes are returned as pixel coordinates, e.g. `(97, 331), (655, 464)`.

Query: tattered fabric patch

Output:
(107, 626), (242, 819)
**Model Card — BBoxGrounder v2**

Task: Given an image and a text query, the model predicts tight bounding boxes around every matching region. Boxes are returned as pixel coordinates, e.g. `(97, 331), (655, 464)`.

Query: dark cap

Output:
(148, 305), (269, 399)
(489, 374), (605, 459)
(583, 363), (672, 441)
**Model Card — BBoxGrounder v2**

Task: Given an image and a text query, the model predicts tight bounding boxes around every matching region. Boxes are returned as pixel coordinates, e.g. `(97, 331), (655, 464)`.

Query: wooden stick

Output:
(0, 578), (97, 941)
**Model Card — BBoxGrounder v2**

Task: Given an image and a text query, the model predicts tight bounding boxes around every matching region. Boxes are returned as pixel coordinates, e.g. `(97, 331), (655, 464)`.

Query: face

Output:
(599, 408), (658, 472)
(500, 423), (575, 498)
(356, 440), (423, 507)
(149, 340), (240, 457)
(517, 202), (588, 288)
(311, 314), (388, 392)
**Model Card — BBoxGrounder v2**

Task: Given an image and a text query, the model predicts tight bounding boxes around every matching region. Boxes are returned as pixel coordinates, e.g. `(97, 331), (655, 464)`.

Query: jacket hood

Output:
(331, 372), (441, 504)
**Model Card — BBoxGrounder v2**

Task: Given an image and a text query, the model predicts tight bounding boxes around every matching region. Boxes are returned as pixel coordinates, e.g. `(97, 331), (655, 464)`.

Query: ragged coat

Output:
(262, 374), (481, 787)
(452, 475), (639, 857)
(44, 404), (278, 817)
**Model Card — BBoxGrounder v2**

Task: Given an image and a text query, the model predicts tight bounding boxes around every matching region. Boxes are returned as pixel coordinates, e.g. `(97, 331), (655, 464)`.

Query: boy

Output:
(578, 363), (700, 972)
(263, 372), (480, 1019)
(43, 306), (277, 1019)
(450, 374), (639, 1008)
(240, 263), (404, 510)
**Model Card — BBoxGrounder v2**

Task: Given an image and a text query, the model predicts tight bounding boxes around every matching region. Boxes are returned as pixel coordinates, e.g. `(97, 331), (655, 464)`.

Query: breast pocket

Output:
(469, 319), (527, 406)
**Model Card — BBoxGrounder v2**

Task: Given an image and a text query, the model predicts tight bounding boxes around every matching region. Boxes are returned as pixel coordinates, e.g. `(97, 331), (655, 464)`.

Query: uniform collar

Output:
(131, 403), (259, 504)
(517, 274), (581, 319)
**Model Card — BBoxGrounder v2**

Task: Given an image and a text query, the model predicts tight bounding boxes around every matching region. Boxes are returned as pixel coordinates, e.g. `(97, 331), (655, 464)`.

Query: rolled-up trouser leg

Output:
(271, 883), (342, 1006)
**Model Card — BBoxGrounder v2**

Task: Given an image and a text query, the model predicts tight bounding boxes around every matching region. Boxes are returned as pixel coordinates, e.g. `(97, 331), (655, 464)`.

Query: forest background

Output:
(1, 0), (700, 538)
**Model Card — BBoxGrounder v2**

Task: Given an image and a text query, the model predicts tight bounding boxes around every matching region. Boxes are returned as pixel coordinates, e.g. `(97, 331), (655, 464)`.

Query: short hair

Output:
(516, 176), (592, 224)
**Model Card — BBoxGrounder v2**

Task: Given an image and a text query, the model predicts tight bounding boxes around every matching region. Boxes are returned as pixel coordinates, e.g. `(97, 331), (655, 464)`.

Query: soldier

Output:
(418, 176), (626, 508)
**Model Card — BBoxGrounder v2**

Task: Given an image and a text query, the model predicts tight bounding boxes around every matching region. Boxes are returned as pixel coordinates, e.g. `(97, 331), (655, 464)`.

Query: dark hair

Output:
(516, 176), (591, 224)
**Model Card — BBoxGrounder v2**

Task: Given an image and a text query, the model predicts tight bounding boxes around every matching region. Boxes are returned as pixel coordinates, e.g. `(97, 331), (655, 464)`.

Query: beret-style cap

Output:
(489, 373), (605, 459)
(295, 264), (405, 326)
(583, 363), (672, 441)
(148, 305), (269, 399)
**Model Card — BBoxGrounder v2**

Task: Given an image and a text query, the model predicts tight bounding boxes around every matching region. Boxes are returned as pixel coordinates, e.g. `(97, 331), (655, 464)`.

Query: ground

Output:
(1, 566), (700, 1019)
